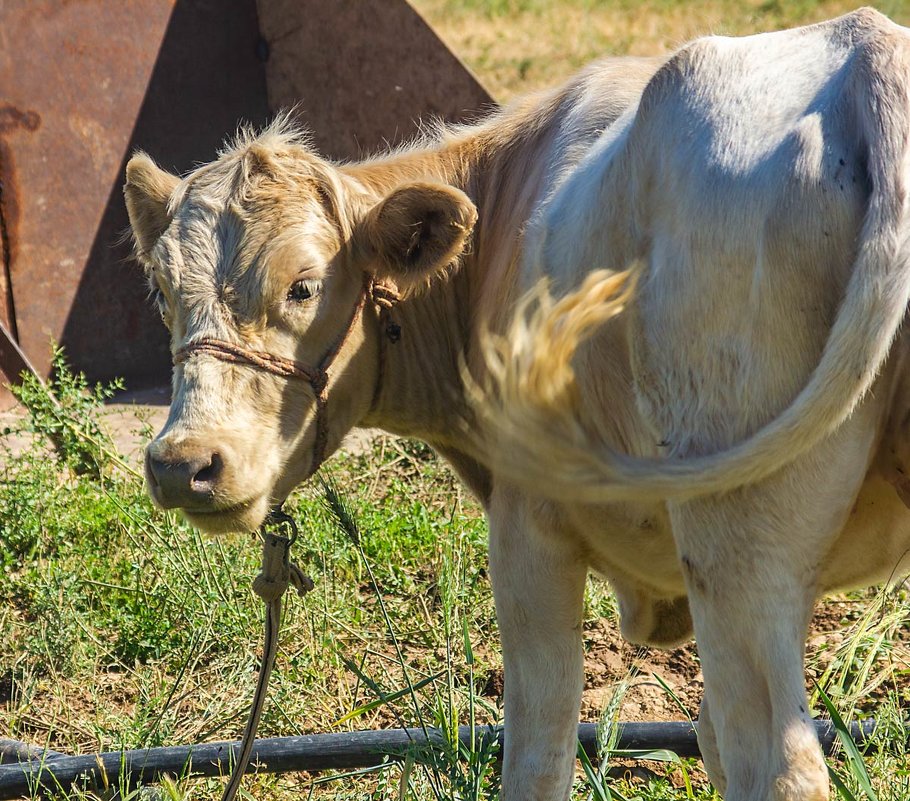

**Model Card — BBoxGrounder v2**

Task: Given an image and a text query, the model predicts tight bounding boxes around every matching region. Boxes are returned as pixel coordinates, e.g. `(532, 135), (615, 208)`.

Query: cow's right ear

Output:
(124, 153), (179, 257)
(356, 182), (477, 288)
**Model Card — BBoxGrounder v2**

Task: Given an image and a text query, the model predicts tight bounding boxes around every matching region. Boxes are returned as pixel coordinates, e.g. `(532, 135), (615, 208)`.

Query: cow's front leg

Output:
(698, 693), (726, 796)
(488, 485), (587, 801)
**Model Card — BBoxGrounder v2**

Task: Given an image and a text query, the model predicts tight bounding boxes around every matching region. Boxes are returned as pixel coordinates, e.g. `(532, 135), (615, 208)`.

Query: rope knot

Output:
(310, 369), (329, 396)
(252, 531), (291, 602)
(371, 281), (400, 311)
(252, 514), (314, 603)
(370, 280), (402, 344)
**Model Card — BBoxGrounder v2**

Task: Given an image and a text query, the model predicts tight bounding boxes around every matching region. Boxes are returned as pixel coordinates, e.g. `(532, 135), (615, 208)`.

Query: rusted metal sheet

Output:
(0, 101), (36, 406)
(0, 318), (40, 408)
(0, 117), (16, 338)
(0, 318), (41, 386)
(0, 1), (172, 388)
(0, 154), (14, 406)
(256, 0), (494, 161)
(0, 0), (270, 395)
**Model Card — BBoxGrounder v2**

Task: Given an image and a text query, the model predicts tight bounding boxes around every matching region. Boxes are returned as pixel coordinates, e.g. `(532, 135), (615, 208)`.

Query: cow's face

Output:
(124, 127), (476, 533)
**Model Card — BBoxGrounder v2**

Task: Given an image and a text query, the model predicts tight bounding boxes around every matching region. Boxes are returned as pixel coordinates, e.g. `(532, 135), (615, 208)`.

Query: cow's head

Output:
(124, 123), (476, 532)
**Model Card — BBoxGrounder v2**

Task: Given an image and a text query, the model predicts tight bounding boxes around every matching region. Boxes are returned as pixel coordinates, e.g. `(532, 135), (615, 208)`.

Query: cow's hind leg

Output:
(488, 485), (587, 801)
(674, 486), (832, 800)
(671, 437), (869, 801)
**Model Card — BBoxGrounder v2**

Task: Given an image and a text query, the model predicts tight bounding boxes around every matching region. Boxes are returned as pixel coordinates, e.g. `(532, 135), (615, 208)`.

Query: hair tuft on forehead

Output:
(221, 110), (312, 157)
(168, 112), (330, 214)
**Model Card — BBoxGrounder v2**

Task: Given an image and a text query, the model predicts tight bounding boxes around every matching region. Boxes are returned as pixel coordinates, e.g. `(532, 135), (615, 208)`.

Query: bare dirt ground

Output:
(460, 595), (908, 728)
(0, 386), (169, 467)
(576, 599), (893, 725)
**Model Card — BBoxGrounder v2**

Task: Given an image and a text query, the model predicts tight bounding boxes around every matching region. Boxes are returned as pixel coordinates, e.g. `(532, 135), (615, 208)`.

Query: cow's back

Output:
(494, 8), (910, 585)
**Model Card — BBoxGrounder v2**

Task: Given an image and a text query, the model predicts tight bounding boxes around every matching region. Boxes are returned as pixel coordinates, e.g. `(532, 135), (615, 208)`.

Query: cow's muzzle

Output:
(145, 442), (225, 510)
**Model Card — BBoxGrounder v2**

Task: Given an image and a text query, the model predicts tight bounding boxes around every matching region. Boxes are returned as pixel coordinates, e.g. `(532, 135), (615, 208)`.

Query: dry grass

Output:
(412, 0), (910, 100)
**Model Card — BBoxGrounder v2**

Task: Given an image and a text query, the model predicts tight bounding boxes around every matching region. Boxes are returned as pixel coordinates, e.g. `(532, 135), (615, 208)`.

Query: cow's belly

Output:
(559, 466), (910, 647)
(564, 499), (683, 595)
(565, 480), (910, 597)
(559, 498), (692, 646)
(818, 473), (910, 593)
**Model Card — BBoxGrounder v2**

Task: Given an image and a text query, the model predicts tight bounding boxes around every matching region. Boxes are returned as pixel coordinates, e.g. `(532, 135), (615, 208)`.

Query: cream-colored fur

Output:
(124, 10), (910, 801)
(483, 9), (910, 505)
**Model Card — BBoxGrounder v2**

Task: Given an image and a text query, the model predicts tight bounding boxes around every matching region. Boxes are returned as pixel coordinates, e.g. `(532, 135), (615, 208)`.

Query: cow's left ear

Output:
(358, 182), (477, 284)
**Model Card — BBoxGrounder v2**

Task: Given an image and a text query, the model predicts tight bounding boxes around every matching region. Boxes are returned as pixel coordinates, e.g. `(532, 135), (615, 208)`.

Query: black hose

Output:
(0, 718), (885, 799)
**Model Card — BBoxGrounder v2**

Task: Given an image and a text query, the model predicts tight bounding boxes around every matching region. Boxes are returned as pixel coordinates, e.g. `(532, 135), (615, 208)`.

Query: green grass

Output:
(1, 355), (907, 800)
(0, 360), (505, 799)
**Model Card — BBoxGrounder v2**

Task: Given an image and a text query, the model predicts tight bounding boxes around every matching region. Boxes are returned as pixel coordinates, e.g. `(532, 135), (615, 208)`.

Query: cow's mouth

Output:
(186, 500), (250, 517)
(181, 495), (272, 534)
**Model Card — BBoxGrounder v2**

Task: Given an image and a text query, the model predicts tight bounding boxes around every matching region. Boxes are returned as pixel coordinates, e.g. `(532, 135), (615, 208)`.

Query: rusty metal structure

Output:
(0, 0), (492, 405)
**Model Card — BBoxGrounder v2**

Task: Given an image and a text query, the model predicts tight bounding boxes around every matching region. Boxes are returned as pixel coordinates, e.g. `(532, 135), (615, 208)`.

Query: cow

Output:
(124, 9), (910, 801)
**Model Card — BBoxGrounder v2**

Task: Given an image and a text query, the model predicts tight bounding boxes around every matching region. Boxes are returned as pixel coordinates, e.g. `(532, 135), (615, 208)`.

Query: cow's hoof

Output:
(773, 748), (828, 801)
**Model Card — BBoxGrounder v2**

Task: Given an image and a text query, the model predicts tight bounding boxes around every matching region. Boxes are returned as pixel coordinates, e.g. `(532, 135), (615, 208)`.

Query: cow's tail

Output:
(474, 32), (910, 503)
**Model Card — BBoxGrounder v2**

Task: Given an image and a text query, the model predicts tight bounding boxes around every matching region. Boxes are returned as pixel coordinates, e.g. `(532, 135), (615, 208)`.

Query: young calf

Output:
(126, 10), (910, 800)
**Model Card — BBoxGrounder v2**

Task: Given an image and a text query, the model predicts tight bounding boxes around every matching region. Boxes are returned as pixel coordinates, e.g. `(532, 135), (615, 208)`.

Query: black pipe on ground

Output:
(0, 719), (881, 799)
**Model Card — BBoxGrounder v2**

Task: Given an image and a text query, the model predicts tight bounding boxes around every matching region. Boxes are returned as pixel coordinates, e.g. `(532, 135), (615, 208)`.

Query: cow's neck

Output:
(361, 269), (473, 444)
(352, 110), (559, 448)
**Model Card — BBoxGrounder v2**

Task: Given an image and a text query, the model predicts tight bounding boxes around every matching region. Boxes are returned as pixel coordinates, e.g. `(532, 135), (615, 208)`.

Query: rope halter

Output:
(173, 277), (400, 477)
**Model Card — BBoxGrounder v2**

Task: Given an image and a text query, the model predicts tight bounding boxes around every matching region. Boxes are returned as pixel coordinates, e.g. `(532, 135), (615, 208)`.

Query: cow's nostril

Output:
(191, 452), (223, 492)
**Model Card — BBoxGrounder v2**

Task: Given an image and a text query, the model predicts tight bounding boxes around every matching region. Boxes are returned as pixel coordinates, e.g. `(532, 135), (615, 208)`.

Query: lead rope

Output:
(221, 508), (313, 801)
(203, 280), (400, 800)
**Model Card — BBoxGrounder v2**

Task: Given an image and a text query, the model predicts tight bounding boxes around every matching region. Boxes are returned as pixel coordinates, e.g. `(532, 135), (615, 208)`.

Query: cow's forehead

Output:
(152, 162), (348, 326)
(147, 119), (353, 307)
(154, 200), (238, 285)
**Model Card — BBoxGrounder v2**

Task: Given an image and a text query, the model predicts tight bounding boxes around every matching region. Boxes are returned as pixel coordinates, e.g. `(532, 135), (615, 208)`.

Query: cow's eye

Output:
(150, 284), (168, 318)
(287, 279), (319, 303)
